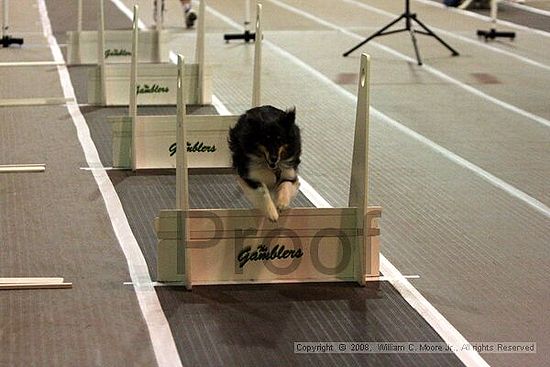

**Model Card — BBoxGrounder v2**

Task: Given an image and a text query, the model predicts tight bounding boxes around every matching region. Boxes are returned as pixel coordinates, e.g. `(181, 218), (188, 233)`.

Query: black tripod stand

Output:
(342, 0), (458, 65)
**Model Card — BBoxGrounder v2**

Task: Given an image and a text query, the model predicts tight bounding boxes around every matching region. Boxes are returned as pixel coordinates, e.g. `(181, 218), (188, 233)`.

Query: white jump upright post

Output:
(130, 5), (139, 170)
(223, 0), (256, 42)
(1, 0), (23, 47)
(77, 0), (83, 32)
(97, 0), (107, 105)
(348, 54), (378, 283)
(251, 3), (262, 108)
(195, 0), (206, 104)
(175, 55), (191, 285)
(476, 0), (515, 40)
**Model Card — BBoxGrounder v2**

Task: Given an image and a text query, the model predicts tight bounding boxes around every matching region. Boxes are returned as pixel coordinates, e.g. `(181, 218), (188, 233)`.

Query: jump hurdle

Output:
(67, 0), (169, 65)
(110, 3), (264, 169)
(154, 52), (382, 289)
(87, 2), (211, 106)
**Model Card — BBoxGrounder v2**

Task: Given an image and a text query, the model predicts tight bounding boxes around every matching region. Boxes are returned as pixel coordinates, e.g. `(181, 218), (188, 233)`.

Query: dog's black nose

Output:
(268, 162), (277, 169)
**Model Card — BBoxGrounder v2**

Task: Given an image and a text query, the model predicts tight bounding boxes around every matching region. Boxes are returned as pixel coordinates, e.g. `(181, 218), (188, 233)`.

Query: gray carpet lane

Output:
(156, 282), (464, 367)
(0, 105), (158, 367)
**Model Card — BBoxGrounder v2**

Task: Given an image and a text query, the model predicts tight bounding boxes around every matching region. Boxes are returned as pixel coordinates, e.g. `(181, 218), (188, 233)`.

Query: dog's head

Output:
(235, 105), (301, 169)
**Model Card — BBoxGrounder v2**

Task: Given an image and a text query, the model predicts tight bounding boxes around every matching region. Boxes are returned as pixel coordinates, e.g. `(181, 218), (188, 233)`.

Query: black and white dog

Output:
(229, 105), (301, 222)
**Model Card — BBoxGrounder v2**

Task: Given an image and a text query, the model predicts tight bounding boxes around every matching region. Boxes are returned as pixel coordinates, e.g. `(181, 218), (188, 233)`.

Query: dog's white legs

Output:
(238, 178), (279, 222)
(276, 180), (300, 211)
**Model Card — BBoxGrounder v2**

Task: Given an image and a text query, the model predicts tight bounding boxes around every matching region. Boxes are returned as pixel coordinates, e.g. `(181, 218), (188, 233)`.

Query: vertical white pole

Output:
(155, 0), (164, 31)
(251, 2), (262, 108)
(130, 5), (139, 170)
(490, 0), (498, 28)
(176, 54), (191, 289)
(176, 55), (189, 212)
(348, 54), (372, 284)
(98, 0), (107, 105)
(77, 0), (83, 32)
(2, 0), (9, 38)
(244, 0), (251, 32)
(195, 0), (206, 103)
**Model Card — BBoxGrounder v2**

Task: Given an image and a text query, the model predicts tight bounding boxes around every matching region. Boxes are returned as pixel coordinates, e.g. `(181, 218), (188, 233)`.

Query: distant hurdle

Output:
(87, 1), (211, 106)
(110, 2), (264, 169)
(154, 52), (382, 289)
(67, 0), (170, 65)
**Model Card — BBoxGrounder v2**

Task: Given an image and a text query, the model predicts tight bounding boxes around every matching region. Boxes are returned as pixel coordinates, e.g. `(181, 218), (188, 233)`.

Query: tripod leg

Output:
(343, 14), (405, 57)
(409, 26), (422, 65)
(412, 16), (459, 56)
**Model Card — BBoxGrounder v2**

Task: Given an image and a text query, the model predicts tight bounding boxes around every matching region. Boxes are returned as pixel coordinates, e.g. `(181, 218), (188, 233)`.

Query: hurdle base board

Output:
(66, 30), (171, 65)
(155, 207), (382, 286)
(110, 114), (237, 169)
(88, 63), (212, 106)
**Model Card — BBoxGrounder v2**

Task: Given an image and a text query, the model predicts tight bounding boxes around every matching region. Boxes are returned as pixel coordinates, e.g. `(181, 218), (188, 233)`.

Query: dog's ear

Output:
(282, 107), (296, 126)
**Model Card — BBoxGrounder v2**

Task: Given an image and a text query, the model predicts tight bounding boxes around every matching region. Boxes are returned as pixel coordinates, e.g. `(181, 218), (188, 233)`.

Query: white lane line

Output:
(504, 1), (550, 17)
(37, 1), (183, 367)
(270, 0), (550, 129)
(415, 0), (550, 38)
(0, 97), (74, 107)
(341, 0), (550, 72)
(110, 0), (147, 30)
(206, 2), (550, 218)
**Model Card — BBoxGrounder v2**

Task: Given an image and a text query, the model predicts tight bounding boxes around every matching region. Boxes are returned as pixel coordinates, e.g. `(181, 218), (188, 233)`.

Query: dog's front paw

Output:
(276, 181), (296, 211)
(276, 196), (290, 211)
(265, 201), (279, 222)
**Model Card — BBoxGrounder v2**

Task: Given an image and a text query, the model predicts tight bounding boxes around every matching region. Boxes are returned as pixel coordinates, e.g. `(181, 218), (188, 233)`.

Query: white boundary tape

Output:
(504, 1), (550, 17)
(110, 0), (147, 30)
(0, 97), (74, 107)
(0, 61), (65, 67)
(36, 1), (182, 367)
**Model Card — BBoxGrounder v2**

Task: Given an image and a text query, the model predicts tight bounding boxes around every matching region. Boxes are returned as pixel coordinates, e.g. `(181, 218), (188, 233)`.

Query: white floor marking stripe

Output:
(341, 0), (550, 71)
(110, 0), (147, 30)
(504, 1), (550, 17)
(270, 0), (550, 129)
(0, 61), (65, 67)
(415, 0), (550, 38)
(207, 2), (550, 218)
(37, 1), (182, 367)
(0, 97), (74, 107)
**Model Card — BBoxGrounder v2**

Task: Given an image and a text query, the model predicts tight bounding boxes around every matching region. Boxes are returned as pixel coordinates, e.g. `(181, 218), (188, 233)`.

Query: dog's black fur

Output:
(228, 105), (301, 221)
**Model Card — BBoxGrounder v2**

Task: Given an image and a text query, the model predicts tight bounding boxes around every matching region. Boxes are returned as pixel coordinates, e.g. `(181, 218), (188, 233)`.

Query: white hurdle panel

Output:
(88, 2), (211, 106)
(67, 0), (170, 65)
(111, 3), (264, 169)
(154, 52), (382, 289)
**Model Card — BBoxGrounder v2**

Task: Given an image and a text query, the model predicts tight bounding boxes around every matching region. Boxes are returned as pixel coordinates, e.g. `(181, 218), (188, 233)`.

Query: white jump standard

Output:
(1, 0), (23, 47)
(155, 53), (382, 289)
